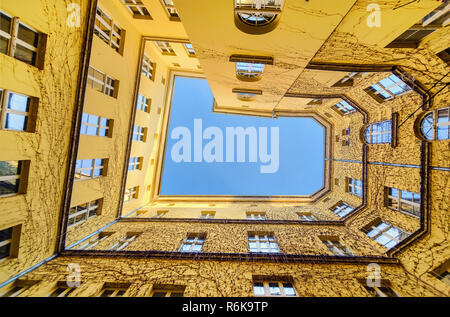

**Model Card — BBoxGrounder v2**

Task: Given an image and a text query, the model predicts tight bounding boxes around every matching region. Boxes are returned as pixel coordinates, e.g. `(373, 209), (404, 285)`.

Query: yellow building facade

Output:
(0, 0), (448, 297)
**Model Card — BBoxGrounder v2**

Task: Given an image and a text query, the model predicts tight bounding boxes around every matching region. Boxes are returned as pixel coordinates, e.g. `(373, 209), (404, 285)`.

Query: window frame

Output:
(141, 55), (155, 80)
(252, 280), (297, 297)
(183, 43), (196, 57)
(68, 199), (102, 228)
(0, 160), (29, 198)
(0, 10), (46, 69)
(160, 0), (180, 21)
(132, 125), (147, 142)
(296, 212), (316, 221)
(122, 0), (152, 19)
(363, 219), (409, 249)
(332, 100), (356, 116)
(365, 74), (411, 103)
(0, 89), (38, 132)
(124, 186), (138, 203)
(74, 158), (108, 180)
(154, 41), (176, 55)
(87, 66), (119, 98)
(246, 212), (267, 220)
(386, 187), (421, 218)
(321, 237), (353, 256)
(420, 107), (450, 141)
(347, 177), (363, 197)
(109, 233), (139, 251)
(330, 201), (354, 218)
(248, 232), (280, 253)
(80, 113), (113, 137)
(94, 7), (125, 54)
(128, 157), (143, 171)
(179, 233), (206, 253)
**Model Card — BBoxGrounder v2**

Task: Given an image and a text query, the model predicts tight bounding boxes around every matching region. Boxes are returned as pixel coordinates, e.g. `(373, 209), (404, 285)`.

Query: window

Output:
(0, 160), (27, 197)
(0, 227), (13, 261)
(386, 25), (438, 48)
(332, 100), (355, 115)
(0, 280), (37, 297)
(94, 7), (124, 54)
(331, 202), (354, 218)
(363, 282), (400, 297)
(246, 212), (267, 220)
(420, 107), (450, 140)
(253, 281), (296, 297)
(332, 72), (366, 87)
(236, 62), (265, 81)
(200, 211), (215, 219)
(137, 94), (151, 113)
(154, 41), (175, 55)
(122, 0), (151, 19)
(179, 233), (206, 252)
(75, 158), (107, 180)
(363, 219), (409, 249)
(110, 233), (139, 251)
(184, 43), (195, 57)
(76, 232), (112, 250)
(161, 0), (179, 20)
(0, 89), (37, 132)
(68, 199), (102, 228)
(151, 286), (185, 297)
(98, 284), (129, 297)
(234, 0), (284, 34)
(248, 233), (279, 253)
(132, 125), (147, 142)
(437, 47), (450, 65)
(365, 120), (392, 144)
(47, 285), (76, 297)
(386, 187), (420, 217)
(321, 238), (353, 256)
(307, 98), (323, 106)
(342, 140), (350, 146)
(80, 113), (112, 137)
(430, 260), (450, 287)
(342, 127), (351, 135)
(365, 74), (411, 102)
(124, 186), (138, 202)
(128, 157), (142, 171)
(87, 66), (118, 97)
(232, 88), (262, 101)
(141, 55), (155, 80)
(297, 212), (315, 221)
(153, 210), (168, 218)
(0, 10), (45, 68)
(347, 178), (363, 197)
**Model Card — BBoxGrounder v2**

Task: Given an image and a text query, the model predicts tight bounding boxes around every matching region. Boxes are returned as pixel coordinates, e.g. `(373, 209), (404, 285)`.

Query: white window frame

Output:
(179, 233), (205, 252)
(297, 212), (315, 221)
(128, 157), (142, 171)
(77, 233), (111, 250)
(367, 74), (411, 101)
(421, 107), (450, 140)
(200, 211), (215, 219)
(331, 202), (354, 217)
(110, 234), (138, 251)
(151, 288), (184, 297)
(236, 62), (265, 79)
(94, 7), (122, 53)
(184, 43), (195, 56)
(364, 284), (401, 297)
(321, 238), (353, 256)
(141, 55), (154, 80)
(124, 186), (138, 203)
(98, 287), (128, 297)
(365, 120), (392, 144)
(75, 158), (106, 180)
(0, 227), (12, 262)
(333, 100), (355, 115)
(246, 212), (267, 220)
(47, 287), (75, 297)
(137, 94), (151, 112)
(387, 187), (421, 217)
(248, 233), (279, 253)
(68, 199), (101, 228)
(364, 220), (409, 249)
(132, 125), (146, 142)
(347, 178), (363, 197)
(122, 0), (151, 18)
(81, 113), (111, 137)
(0, 10), (40, 66)
(0, 89), (32, 132)
(153, 210), (168, 218)
(161, 0), (179, 19)
(253, 281), (296, 297)
(154, 41), (175, 55)
(87, 66), (116, 97)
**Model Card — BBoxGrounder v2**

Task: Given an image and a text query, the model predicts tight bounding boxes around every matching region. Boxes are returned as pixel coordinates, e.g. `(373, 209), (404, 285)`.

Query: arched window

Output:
(234, 0), (284, 34)
(420, 107), (450, 140)
(232, 88), (262, 102)
(365, 120), (392, 144)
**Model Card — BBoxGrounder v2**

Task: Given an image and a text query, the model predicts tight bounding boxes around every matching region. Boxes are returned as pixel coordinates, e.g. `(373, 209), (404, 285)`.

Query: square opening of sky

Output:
(160, 76), (325, 196)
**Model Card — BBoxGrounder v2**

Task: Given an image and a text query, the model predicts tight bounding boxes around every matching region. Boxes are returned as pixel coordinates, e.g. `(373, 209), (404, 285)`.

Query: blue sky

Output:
(160, 76), (324, 196)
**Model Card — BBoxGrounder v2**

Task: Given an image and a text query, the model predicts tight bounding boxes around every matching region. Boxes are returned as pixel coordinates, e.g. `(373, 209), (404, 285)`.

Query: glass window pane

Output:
(0, 179), (19, 196)
(253, 282), (265, 296)
(4, 113), (27, 130)
(8, 93), (30, 112)
(269, 283), (281, 295)
(14, 44), (36, 65)
(17, 24), (38, 47)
